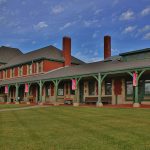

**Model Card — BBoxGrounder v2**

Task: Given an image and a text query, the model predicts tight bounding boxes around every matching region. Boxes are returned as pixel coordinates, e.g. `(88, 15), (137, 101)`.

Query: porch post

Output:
(39, 80), (43, 103)
(133, 70), (145, 107)
(26, 83), (30, 103)
(15, 83), (19, 104)
(7, 85), (10, 103)
(97, 73), (103, 107)
(53, 80), (59, 104)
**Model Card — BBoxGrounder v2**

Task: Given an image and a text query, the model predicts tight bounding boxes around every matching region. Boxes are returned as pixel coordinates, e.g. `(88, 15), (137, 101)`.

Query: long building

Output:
(0, 36), (150, 107)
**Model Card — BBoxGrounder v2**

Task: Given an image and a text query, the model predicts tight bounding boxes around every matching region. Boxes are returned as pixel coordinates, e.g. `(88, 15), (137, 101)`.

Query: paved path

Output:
(0, 105), (48, 112)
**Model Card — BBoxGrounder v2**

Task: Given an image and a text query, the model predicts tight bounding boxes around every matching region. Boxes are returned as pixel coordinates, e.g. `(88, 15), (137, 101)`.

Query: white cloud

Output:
(139, 25), (150, 32)
(144, 32), (150, 40)
(119, 10), (135, 20)
(59, 22), (75, 31)
(123, 26), (137, 33)
(141, 7), (150, 16)
(94, 9), (103, 15)
(112, 48), (120, 55)
(60, 22), (71, 30)
(0, 0), (7, 5)
(51, 5), (64, 14)
(113, 0), (119, 6)
(32, 41), (36, 44)
(34, 21), (48, 30)
(83, 19), (99, 27)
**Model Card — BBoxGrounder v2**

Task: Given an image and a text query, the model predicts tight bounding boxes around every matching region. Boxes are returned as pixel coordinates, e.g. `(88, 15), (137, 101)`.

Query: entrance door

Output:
(79, 81), (84, 103)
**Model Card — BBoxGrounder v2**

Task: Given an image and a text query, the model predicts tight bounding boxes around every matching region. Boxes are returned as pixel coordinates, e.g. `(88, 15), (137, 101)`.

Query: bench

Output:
(64, 98), (73, 105)
(28, 96), (34, 103)
(101, 96), (112, 104)
(85, 97), (98, 104)
(85, 96), (112, 104)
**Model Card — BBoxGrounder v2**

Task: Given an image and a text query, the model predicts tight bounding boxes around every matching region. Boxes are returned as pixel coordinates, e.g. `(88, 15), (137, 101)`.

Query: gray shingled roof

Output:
(0, 45), (84, 69)
(0, 46), (23, 64)
(1, 59), (150, 85)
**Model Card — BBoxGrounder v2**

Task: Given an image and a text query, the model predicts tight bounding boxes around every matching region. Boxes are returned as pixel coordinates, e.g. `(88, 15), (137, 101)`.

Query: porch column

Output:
(39, 80), (44, 103)
(6, 85), (10, 103)
(133, 70), (145, 107)
(97, 73), (103, 107)
(53, 80), (59, 103)
(15, 83), (19, 103)
(25, 83), (30, 103)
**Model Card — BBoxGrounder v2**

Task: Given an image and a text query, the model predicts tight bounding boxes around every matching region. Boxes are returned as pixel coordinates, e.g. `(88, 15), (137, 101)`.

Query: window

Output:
(45, 84), (50, 96)
(28, 64), (32, 75)
(0, 71), (2, 79)
(126, 81), (133, 95)
(145, 80), (150, 95)
(3, 70), (6, 79)
(38, 61), (42, 73)
(88, 80), (95, 95)
(11, 68), (15, 78)
(58, 82), (64, 96)
(105, 81), (112, 95)
(19, 66), (23, 76)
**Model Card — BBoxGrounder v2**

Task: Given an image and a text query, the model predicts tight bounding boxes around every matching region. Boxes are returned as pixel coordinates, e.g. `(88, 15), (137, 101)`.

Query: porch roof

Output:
(0, 59), (150, 85)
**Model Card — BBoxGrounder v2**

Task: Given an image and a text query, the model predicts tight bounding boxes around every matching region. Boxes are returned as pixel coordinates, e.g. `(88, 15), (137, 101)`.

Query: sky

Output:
(0, 0), (150, 62)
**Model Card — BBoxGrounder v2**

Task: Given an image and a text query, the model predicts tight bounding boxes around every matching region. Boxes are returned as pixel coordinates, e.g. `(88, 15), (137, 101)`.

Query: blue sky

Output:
(0, 0), (150, 62)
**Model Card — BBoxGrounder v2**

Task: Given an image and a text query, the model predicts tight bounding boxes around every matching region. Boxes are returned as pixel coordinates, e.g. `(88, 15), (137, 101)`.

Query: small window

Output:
(145, 80), (150, 95)
(105, 81), (112, 95)
(126, 81), (133, 95)
(11, 68), (15, 78)
(19, 66), (23, 76)
(88, 80), (95, 95)
(58, 82), (64, 96)
(45, 84), (50, 96)
(28, 64), (32, 75)
(38, 61), (42, 73)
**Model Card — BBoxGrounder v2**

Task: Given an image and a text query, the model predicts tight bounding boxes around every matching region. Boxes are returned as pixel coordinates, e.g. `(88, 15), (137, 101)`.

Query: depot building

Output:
(0, 36), (150, 107)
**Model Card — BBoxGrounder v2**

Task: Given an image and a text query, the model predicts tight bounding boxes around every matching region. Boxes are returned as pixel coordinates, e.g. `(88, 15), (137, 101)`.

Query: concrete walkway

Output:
(0, 105), (48, 112)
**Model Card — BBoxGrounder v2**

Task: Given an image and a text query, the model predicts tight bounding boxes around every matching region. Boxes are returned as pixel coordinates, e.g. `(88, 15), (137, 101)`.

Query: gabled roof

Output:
(0, 45), (84, 69)
(119, 48), (150, 56)
(0, 46), (23, 64)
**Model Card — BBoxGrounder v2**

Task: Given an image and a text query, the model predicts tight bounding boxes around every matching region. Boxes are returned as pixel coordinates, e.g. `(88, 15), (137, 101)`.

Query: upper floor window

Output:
(105, 81), (112, 95)
(28, 64), (32, 75)
(11, 68), (15, 78)
(38, 61), (43, 73)
(3, 70), (6, 79)
(18, 66), (23, 76)
(0, 71), (2, 79)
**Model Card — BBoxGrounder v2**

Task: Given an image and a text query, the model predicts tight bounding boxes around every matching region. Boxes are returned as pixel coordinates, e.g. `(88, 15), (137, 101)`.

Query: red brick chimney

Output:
(63, 36), (71, 66)
(104, 35), (111, 59)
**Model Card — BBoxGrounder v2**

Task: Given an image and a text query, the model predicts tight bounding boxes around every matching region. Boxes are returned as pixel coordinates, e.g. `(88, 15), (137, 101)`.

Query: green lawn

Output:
(0, 106), (150, 150)
(0, 104), (30, 110)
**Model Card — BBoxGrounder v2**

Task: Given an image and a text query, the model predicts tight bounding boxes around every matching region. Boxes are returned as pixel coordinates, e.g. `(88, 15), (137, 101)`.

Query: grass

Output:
(0, 106), (150, 150)
(0, 104), (31, 110)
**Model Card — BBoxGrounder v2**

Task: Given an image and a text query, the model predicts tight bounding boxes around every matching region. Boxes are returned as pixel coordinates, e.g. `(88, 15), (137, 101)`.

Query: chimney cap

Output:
(63, 36), (71, 39)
